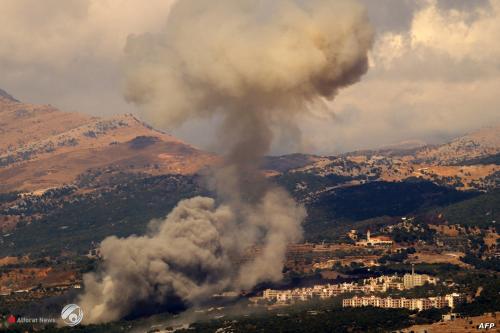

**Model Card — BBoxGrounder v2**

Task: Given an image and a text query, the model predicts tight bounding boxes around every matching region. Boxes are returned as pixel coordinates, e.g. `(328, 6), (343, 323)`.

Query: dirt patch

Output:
(429, 224), (461, 237)
(0, 256), (19, 266)
(401, 312), (499, 333)
(0, 267), (77, 292)
(408, 251), (470, 268)
(484, 231), (499, 248)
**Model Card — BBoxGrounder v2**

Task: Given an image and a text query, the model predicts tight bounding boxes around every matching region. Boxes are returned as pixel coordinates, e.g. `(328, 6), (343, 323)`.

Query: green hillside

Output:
(308, 180), (476, 222)
(0, 175), (203, 257)
(438, 189), (499, 229)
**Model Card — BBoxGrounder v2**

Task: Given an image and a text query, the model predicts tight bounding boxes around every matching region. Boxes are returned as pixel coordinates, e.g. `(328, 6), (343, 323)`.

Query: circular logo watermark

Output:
(61, 304), (83, 327)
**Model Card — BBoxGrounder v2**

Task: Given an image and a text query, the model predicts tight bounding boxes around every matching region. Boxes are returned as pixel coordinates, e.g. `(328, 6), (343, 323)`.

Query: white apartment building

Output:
(444, 293), (464, 308)
(403, 266), (438, 289)
(342, 293), (462, 311)
(262, 273), (440, 304)
(363, 275), (405, 292)
(263, 289), (280, 299)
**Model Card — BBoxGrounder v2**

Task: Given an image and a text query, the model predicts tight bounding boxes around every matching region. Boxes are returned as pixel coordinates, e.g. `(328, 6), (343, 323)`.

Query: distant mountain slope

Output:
(265, 125), (500, 193)
(437, 190), (499, 229)
(0, 90), (217, 192)
(0, 95), (90, 154)
(0, 89), (19, 103)
(263, 153), (320, 173)
(0, 174), (203, 256)
(1, 89), (496, 254)
(378, 139), (427, 151)
(414, 124), (500, 165)
(307, 180), (476, 223)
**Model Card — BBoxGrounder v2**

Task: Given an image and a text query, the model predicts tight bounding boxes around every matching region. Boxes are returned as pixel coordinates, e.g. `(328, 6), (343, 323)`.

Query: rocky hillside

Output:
(414, 125), (500, 165)
(0, 91), (217, 193)
(0, 89), (497, 254)
(265, 125), (500, 199)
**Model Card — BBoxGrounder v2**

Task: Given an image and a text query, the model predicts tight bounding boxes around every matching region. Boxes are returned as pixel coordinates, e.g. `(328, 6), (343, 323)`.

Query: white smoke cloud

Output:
(79, 0), (373, 323)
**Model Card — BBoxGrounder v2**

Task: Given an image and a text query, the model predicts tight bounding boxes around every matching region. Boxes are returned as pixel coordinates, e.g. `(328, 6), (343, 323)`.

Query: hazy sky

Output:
(1, 0), (499, 154)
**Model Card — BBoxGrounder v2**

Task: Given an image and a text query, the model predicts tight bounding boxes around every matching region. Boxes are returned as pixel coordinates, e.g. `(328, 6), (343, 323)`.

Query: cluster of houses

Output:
(342, 293), (464, 311)
(262, 270), (438, 304)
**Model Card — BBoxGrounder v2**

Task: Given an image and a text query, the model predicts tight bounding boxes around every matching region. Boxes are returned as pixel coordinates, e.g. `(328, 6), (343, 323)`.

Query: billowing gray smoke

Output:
(79, 0), (373, 323)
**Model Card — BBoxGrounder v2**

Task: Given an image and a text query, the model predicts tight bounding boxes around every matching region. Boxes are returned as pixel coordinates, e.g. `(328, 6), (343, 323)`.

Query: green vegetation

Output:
(0, 191), (19, 203)
(455, 274), (500, 317)
(378, 247), (416, 264)
(414, 307), (450, 324)
(273, 171), (354, 200)
(0, 175), (204, 257)
(437, 189), (499, 230)
(184, 307), (414, 333)
(1, 173), (488, 254)
(263, 154), (317, 172)
(461, 252), (500, 272)
(390, 226), (435, 243)
(309, 180), (476, 222)
(337, 263), (462, 280)
(302, 180), (476, 241)
(457, 153), (500, 166)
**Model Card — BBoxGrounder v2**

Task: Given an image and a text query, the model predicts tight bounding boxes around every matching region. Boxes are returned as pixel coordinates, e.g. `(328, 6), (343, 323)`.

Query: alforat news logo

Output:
(61, 304), (84, 327)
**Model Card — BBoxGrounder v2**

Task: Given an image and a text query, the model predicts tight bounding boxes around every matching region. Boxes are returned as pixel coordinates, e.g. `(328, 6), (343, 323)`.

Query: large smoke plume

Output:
(79, 0), (373, 323)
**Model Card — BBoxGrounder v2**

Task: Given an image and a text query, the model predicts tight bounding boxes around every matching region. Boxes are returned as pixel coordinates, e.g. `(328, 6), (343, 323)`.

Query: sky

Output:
(1, 0), (499, 154)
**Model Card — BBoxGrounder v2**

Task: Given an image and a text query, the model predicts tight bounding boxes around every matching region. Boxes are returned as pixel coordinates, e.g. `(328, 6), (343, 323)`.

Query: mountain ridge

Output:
(0, 90), (216, 192)
(0, 89), (498, 255)
(264, 124), (500, 194)
(1, 89), (498, 193)
(0, 89), (19, 103)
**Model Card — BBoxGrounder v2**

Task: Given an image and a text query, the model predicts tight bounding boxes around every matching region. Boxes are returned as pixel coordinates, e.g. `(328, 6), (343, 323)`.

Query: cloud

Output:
(0, 0), (175, 66)
(359, 0), (422, 34)
(299, 0), (500, 153)
(0, 0), (174, 114)
(0, 0), (499, 154)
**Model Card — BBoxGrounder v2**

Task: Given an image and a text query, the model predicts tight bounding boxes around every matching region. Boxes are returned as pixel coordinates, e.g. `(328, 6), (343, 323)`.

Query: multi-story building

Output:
(263, 272), (440, 304)
(403, 265), (438, 289)
(363, 274), (405, 291)
(444, 293), (465, 308)
(263, 289), (280, 300)
(355, 230), (393, 247)
(342, 293), (462, 311)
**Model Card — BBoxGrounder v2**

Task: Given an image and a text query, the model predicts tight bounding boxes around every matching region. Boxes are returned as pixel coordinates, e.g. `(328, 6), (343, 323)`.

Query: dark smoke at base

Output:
(79, 0), (373, 324)
(123, 295), (187, 321)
